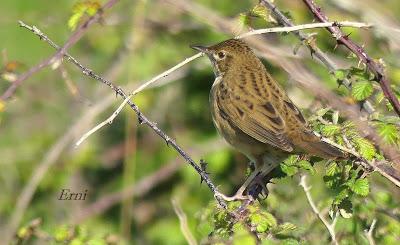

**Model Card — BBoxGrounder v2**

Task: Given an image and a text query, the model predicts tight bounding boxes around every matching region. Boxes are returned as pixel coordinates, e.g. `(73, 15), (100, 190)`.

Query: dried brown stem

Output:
(302, 0), (400, 117)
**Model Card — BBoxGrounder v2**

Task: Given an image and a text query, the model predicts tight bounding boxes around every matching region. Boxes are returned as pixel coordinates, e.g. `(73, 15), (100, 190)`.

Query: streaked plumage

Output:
(191, 39), (345, 200)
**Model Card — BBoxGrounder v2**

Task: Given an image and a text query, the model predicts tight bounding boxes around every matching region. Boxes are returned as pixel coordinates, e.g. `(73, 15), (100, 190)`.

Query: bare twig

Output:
(74, 22), (370, 148)
(0, 0), (119, 101)
(170, 0), (400, 190)
(364, 219), (377, 245)
(258, 0), (375, 114)
(237, 21), (371, 38)
(302, 0), (400, 117)
(300, 175), (338, 245)
(1, 1), (120, 244)
(75, 53), (203, 145)
(172, 198), (198, 245)
(75, 94), (132, 146)
(257, 0), (400, 182)
(17, 22), (227, 209)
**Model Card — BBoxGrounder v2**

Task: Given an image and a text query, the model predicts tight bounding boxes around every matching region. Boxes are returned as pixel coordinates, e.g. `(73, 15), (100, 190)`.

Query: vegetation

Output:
(1, 0), (400, 244)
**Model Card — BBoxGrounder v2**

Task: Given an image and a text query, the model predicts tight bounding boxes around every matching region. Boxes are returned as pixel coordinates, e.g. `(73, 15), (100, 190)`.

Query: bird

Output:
(191, 38), (345, 201)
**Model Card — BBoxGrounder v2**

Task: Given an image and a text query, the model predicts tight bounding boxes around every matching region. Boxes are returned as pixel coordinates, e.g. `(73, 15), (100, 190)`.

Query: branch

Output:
(77, 21), (369, 146)
(0, 0), (119, 101)
(17, 22), (227, 209)
(75, 52), (203, 146)
(237, 21), (371, 38)
(299, 175), (338, 245)
(364, 219), (377, 245)
(170, 0), (400, 190)
(172, 198), (198, 245)
(259, 0), (375, 114)
(302, 0), (400, 117)
(258, 0), (400, 184)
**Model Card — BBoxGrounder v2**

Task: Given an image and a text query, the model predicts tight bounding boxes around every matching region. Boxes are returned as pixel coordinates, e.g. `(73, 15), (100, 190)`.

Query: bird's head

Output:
(191, 39), (254, 76)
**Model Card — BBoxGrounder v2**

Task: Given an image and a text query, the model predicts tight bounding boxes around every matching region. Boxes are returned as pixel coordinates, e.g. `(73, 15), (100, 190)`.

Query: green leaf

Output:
(333, 188), (350, 204)
(281, 239), (300, 245)
(237, 13), (251, 27)
(377, 123), (399, 145)
(68, 1), (101, 31)
(350, 178), (369, 196)
(321, 124), (341, 137)
(274, 222), (297, 235)
(338, 199), (353, 218)
(354, 137), (376, 160)
(251, 4), (269, 22)
(280, 163), (298, 176)
(334, 69), (346, 81)
(325, 162), (340, 176)
(352, 81), (374, 101)
(298, 160), (316, 175)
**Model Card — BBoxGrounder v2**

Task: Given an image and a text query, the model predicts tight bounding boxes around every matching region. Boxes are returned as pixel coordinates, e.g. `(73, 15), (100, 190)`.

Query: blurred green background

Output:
(1, 0), (400, 244)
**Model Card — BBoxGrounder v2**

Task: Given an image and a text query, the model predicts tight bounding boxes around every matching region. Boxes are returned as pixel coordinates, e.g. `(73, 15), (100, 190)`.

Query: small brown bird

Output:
(191, 39), (345, 201)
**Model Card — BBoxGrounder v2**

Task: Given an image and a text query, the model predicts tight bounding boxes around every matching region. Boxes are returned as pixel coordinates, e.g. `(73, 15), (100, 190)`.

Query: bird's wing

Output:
(216, 83), (294, 152)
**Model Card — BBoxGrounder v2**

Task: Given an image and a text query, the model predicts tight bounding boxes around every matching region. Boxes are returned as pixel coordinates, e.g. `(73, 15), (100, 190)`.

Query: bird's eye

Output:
(217, 51), (226, 59)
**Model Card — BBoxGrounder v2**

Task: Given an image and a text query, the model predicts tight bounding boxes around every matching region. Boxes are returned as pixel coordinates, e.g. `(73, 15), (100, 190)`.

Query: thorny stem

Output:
(259, 0), (375, 114)
(17, 20), (227, 209)
(301, 0), (400, 117)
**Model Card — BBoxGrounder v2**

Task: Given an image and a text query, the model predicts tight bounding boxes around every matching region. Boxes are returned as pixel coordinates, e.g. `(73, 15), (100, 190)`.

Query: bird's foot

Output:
(214, 189), (251, 202)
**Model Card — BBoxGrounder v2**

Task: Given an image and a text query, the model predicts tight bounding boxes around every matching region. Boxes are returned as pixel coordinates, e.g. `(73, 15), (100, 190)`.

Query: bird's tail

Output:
(306, 140), (347, 159)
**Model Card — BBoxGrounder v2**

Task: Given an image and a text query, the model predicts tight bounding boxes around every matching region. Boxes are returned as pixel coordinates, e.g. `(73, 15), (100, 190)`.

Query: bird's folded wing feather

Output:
(216, 87), (294, 152)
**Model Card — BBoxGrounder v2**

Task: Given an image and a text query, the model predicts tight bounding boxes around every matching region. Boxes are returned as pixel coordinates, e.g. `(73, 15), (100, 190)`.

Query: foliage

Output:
(1, 0), (400, 244)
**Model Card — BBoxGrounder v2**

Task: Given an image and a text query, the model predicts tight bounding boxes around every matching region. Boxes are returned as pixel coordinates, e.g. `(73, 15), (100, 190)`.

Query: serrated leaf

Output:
(251, 4), (269, 22)
(377, 123), (399, 145)
(333, 188), (349, 204)
(68, 1), (101, 31)
(280, 163), (298, 176)
(274, 222), (297, 235)
(350, 178), (369, 196)
(249, 211), (276, 233)
(325, 162), (339, 176)
(237, 13), (250, 27)
(298, 160), (316, 175)
(316, 108), (330, 117)
(338, 199), (353, 218)
(354, 137), (376, 160)
(352, 81), (373, 101)
(321, 124), (341, 137)
(334, 69), (346, 81)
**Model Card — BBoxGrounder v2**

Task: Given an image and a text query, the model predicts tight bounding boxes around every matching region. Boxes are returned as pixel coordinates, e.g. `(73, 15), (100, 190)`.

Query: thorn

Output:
(332, 21), (341, 28)
(344, 32), (352, 39)
(200, 159), (210, 184)
(165, 136), (171, 146)
(333, 43), (338, 51)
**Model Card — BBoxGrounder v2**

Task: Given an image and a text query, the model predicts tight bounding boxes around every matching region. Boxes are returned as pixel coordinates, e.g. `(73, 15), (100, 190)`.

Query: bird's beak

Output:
(190, 45), (210, 54)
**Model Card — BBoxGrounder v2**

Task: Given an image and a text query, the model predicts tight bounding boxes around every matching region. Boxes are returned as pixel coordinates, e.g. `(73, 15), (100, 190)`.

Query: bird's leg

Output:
(214, 161), (260, 202)
(248, 161), (279, 198)
(215, 160), (279, 202)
